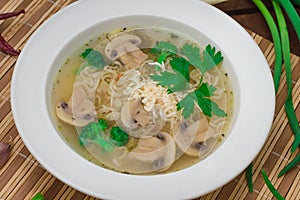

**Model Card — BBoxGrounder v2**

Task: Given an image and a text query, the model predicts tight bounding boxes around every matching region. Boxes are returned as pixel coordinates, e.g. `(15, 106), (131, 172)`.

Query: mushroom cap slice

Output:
(121, 100), (151, 128)
(173, 119), (200, 154)
(130, 132), (176, 171)
(56, 85), (96, 127)
(174, 115), (212, 156)
(56, 66), (101, 127)
(117, 42), (148, 69)
(104, 34), (148, 69)
(56, 101), (95, 127)
(105, 34), (142, 60)
(119, 100), (165, 138)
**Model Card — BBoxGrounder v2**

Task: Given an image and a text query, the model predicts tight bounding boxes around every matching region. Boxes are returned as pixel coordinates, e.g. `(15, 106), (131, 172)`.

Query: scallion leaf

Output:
(274, 0), (300, 42)
(31, 192), (45, 200)
(278, 152), (300, 177)
(261, 169), (285, 200)
(252, 0), (282, 93)
(246, 162), (254, 193)
(272, 0), (300, 153)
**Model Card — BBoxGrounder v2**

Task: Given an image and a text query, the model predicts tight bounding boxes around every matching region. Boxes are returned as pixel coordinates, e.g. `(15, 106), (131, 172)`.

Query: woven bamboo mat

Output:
(0, 0), (299, 199)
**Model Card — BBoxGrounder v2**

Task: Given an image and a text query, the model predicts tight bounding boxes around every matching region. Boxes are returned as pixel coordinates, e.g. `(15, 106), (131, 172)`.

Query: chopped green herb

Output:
(278, 152), (300, 177)
(151, 41), (178, 63)
(79, 119), (113, 152)
(261, 169), (285, 200)
(98, 119), (108, 130)
(150, 71), (190, 93)
(81, 48), (105, 69)
(110, 127), (129, 146)
(246, 162), (254, 193)
(177, 83), (226, 119)
(181, 44), (223, 74)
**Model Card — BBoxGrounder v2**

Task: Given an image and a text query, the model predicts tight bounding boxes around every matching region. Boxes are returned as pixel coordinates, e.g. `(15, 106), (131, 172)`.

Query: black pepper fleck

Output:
(156, 133), (165, 141)
(61, 102), (68, 109)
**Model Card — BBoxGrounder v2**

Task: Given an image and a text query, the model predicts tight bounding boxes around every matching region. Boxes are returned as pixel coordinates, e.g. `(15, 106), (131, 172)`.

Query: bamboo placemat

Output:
(0, 0), (299, 199)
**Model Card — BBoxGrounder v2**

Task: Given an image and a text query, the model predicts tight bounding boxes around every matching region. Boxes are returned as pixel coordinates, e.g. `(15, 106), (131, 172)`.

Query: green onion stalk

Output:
(274, 0), (300, 42)
(246, 162), (254, 193)
(278, 153), (300, 177)
(261, 169), (285, 200)
(272, 0), (300, 153)
(252, 0), (282, 93)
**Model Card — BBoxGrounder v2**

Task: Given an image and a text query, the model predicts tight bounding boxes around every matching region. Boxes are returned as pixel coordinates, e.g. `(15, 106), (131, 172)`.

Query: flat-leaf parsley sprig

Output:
(181, 44), (223, 74)
(177, 82), (227, 119)
(151, 41), (178, 63)
(150, 41), (226, 119)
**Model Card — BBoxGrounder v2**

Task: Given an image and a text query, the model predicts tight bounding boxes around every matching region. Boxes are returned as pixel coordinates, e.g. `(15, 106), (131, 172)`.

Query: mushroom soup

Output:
(51, 27), (234, 174)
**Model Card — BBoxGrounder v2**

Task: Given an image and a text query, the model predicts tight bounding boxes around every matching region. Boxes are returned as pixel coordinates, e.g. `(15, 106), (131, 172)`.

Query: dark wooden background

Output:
(216, 0), (300, 56)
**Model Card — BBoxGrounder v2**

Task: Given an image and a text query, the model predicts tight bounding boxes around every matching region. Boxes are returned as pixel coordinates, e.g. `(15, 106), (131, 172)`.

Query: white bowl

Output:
(11, 0), (275, 199)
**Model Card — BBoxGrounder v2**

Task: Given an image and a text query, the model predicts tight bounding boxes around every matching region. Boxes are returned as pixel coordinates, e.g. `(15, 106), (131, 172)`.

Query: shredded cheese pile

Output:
(131, 79), (178, 120)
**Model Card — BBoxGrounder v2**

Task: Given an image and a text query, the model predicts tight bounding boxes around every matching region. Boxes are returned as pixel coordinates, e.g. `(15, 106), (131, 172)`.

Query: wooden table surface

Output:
(216, 0), (300, 56)
(0, 0), (299, 200)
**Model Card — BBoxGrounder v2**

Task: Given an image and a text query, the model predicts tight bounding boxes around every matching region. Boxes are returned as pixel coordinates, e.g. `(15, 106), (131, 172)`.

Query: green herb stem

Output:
(261, 169), (285, 200)
(246, 162), (254, 193)
(278, 153), (300, 177)
(272, 0), (300, 152)
(275, 0), (300, 42)
(251, 0), (282, 93)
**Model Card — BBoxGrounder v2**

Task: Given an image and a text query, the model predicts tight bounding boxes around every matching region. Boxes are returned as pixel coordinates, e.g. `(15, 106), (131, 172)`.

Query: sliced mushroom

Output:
(56, 101), (95, 127)
(105, 34), (148, 69)
(56, 66), (101, 127)
(56, 85), (96, 127)
(130, 132), (176, 171)
(119, 100), (165, 138)
(121, 100), (151, 128)
(173, 119), (200, 154)
(174, 114), (215, 156)
(193, 137), (218, 158)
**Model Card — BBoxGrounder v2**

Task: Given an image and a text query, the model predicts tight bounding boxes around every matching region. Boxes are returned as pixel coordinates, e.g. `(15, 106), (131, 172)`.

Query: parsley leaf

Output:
(181, 44), (223, 74)
(203, 45), (223, 72)
(169, 57), (190, 81)
(81, 48), (105, 69)
(176, 92), (196, 119)
(177, 83), (227, 119)
(150, 71), (189, 93)
(180, 44), (202, 71)
(151, 41), (178, 63)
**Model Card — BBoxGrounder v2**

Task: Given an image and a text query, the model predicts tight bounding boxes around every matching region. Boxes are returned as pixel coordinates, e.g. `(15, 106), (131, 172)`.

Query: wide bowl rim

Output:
(11, 0), (275, 199)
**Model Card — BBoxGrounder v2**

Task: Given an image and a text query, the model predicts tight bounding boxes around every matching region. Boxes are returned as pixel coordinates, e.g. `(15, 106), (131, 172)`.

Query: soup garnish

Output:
(52, 27), (233, 174)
